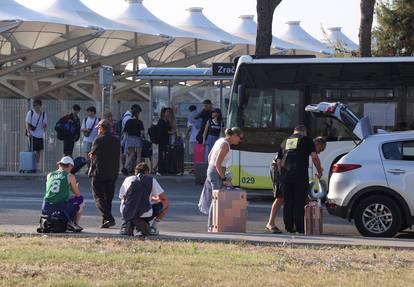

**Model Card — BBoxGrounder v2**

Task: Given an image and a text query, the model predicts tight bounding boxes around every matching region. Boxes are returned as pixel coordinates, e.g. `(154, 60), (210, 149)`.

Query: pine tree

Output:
(256, 0), (282, 57)
(373, 0), (414, 56)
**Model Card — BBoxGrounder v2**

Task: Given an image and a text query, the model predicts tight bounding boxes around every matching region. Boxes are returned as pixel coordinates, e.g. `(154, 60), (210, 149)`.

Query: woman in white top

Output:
(198, 127), (244, 231)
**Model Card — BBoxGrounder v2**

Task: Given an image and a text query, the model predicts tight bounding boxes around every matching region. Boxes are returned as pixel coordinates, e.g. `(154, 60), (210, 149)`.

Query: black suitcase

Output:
(195, 162), (208, 185)
(166, 143), (184, 175)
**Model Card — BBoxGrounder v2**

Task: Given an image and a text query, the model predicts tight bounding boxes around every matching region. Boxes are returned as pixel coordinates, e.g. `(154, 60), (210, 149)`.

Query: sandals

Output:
(265, 225), (282, 234)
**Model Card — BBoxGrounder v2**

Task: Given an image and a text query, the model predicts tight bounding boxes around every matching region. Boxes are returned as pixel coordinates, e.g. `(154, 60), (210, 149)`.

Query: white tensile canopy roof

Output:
(175, 7), (253, 63)
(278, 21), (333, 55)
(176, 7), (251, 45)
(111, 0), (228, 66)
(326, 27), (358, 51)
(0, 0), (76, 52)
(229, 15), (310, 52)
(38, 0), (165, 57)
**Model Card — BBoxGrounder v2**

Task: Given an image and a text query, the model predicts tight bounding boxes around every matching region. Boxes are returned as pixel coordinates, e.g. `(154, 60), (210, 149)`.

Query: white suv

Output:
(326, 132), (414, 237)
(307, 102), (414, 237)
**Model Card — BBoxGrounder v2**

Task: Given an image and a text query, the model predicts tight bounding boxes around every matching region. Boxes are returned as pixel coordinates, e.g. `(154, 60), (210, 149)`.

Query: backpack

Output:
(36, 213), (67, 233)
(54, 116), (71, 141)
(122, 175), (152, 221)
(115, 112), (129, 136)
(148, 124), (159, 144)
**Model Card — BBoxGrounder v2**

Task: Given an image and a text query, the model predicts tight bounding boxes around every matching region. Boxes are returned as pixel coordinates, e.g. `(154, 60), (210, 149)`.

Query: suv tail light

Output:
(331, 164), (362, 173)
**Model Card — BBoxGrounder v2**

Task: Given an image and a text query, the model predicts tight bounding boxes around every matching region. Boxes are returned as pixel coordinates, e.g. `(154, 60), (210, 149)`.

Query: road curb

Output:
(3, 230), (414, 250)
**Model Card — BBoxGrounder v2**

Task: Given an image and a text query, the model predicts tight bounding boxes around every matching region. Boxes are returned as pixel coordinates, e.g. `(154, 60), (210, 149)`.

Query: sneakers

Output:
(101, 220), (116, 228)
(67, 221), (83, 232)
(149, 226), (159, 236)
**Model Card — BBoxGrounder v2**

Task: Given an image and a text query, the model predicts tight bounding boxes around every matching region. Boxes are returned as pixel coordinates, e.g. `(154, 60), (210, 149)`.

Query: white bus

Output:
(227, 55), (414, 192)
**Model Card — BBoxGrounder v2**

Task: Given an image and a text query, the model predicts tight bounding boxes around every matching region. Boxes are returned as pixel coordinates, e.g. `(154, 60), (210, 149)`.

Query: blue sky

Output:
(18, 0), (362, 43)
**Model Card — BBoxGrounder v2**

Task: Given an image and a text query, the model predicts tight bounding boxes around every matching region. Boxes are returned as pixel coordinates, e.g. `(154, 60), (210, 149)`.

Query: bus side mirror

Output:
(237, 84), (245, 108)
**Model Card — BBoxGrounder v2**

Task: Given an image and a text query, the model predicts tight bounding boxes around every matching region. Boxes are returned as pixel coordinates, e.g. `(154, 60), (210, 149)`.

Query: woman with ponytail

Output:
(198, 127), (244, 231)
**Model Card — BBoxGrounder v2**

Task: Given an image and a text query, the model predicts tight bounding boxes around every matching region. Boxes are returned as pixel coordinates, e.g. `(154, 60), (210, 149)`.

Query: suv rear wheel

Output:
(354, 195), (402, 237)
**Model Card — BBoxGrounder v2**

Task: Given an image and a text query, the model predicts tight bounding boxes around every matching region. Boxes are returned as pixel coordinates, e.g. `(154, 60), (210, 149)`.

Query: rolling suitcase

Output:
(19, 151), (36, 173)
(19, 137), (36, 173)
(211, 188), (247, 233)
(194, 162), (208, 185)
(193, 143), (205, 163)
(166, 143), (184, 175)
(304, 201), (323, 235)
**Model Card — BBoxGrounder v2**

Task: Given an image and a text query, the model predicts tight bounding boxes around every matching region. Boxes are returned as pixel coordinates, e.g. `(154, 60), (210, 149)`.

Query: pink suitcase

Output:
(211, 188), (247, 233)
(193, 143), (205, 163)
(304, 201), (323, 235)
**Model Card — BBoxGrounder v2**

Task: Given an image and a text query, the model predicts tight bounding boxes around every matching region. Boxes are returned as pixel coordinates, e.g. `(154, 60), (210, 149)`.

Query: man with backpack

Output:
(55, 104), (81, 157)
(119, 163), (169, 236)
(25, 99), (47, 169)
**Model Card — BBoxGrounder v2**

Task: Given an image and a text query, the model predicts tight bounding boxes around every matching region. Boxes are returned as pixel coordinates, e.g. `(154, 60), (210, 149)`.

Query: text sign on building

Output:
(212, 63), (235, 76)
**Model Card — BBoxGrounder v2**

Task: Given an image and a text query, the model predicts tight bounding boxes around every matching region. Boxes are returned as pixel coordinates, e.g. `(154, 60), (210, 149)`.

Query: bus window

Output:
(232, 88), (303, 152)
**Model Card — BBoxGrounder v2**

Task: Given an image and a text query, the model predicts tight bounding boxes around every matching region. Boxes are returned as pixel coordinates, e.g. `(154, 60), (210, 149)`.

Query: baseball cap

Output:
(95, 119), (110, 129)
(57, 156), (74, 166)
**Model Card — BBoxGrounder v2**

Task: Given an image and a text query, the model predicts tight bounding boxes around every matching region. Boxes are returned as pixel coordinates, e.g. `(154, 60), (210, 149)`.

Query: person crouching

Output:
(119, 163), (169, 236)
(41, 156), (84, 232)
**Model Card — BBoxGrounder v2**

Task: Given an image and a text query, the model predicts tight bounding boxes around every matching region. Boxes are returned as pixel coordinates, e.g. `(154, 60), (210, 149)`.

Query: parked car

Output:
(307, 102), (414, 237)
(326, 132), (414, 237)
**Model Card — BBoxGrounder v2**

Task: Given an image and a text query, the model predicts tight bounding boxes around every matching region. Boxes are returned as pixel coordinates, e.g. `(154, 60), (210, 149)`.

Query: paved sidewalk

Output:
(2, 224), (414, 250)
(0, 172), (195, 181)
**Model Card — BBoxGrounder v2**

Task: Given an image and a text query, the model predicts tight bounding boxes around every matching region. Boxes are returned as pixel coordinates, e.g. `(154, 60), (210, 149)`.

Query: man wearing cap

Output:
(195, 99), (213, 144)
(88, 119), (121, 228)
(42, 156), (84, 232)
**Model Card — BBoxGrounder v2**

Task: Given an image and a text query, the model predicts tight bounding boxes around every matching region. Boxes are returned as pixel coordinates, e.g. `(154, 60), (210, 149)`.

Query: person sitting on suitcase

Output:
(198, 127), (244, 232)
(119, 163), (169, 236)
(276, 125), (323, 234)
(42, 156), (84, 232)
(265, 136), (326, 234)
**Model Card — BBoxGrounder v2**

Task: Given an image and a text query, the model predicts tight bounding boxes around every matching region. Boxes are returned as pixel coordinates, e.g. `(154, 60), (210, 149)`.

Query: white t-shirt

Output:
(208, 137), (231, 167)
(119, 175), (165, 218)
(25, 110), (47, 139)
(187, 111), (201, 143)
(81, 116), (99, 143)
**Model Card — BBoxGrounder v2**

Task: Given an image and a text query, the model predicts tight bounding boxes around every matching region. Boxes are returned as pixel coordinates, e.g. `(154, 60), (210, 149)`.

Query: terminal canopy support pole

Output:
(149, 80), (153, 125)
(168, 80), (171, 107)
(220, 80), (223, 112)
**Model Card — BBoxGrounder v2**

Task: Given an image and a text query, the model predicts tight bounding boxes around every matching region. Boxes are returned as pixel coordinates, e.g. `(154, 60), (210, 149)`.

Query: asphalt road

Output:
(0, 174), (362, 236)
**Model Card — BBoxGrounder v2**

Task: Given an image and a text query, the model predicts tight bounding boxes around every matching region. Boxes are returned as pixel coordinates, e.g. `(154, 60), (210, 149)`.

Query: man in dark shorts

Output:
(265, 132), (326, 234)
(25, 99), (47, 169)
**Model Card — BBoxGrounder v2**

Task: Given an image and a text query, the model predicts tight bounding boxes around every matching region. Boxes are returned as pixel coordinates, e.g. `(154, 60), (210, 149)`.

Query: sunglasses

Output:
(237, 135), (244, 140)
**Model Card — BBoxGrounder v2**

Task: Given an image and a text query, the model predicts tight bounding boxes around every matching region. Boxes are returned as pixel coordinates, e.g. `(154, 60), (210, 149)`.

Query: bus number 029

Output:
(241, 177), (255, 184)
